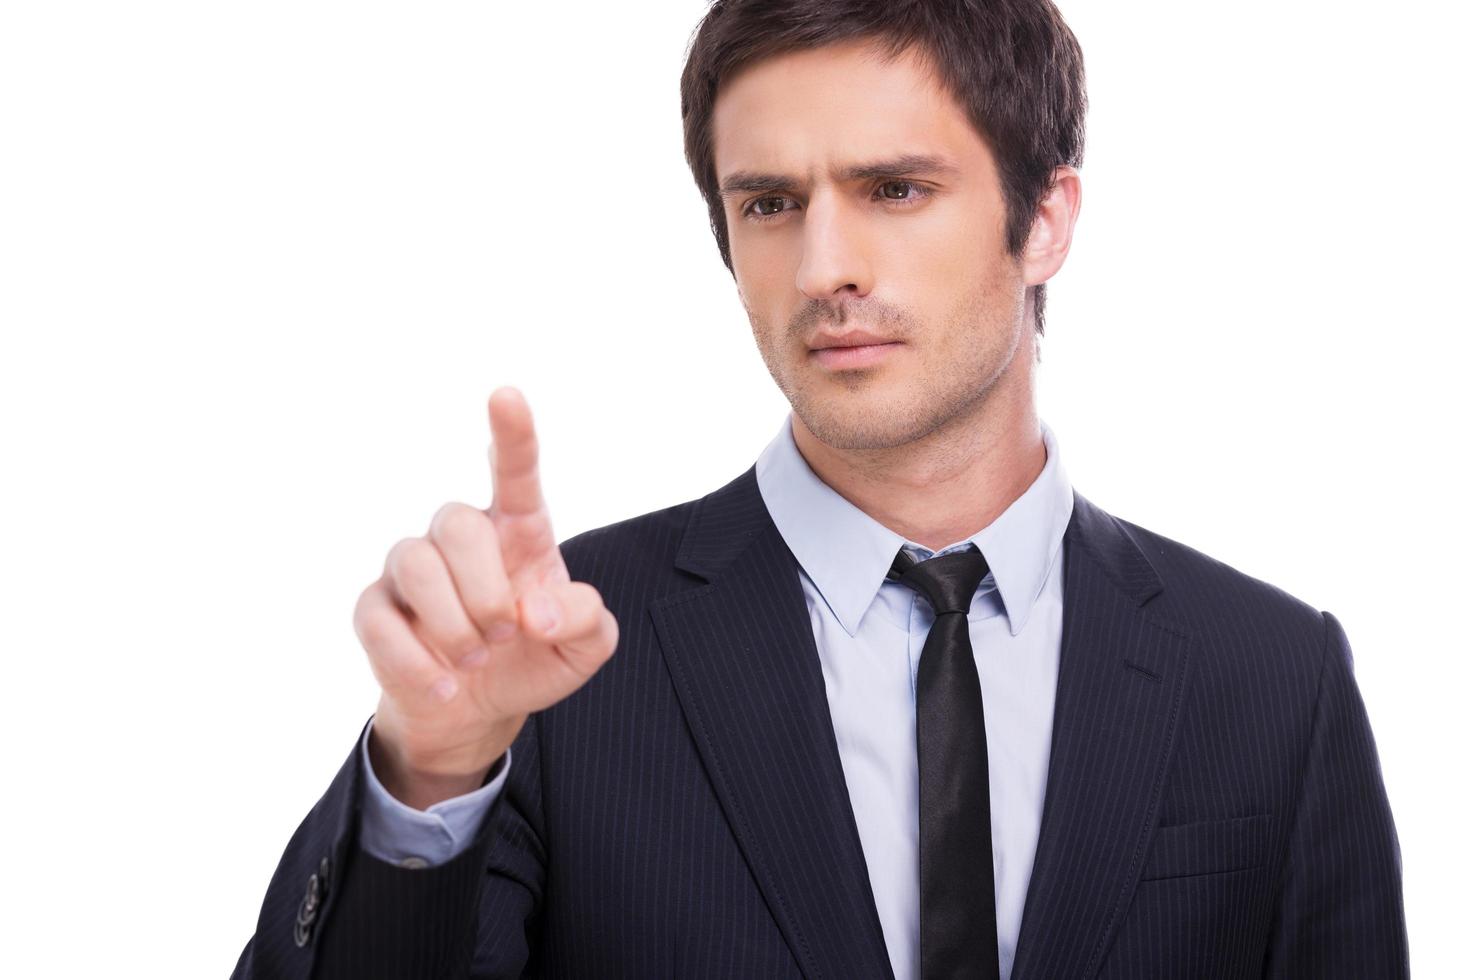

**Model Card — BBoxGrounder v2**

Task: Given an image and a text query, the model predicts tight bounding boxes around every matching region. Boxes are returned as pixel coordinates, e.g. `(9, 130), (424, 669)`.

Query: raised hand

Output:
(354, 387), (620, 808)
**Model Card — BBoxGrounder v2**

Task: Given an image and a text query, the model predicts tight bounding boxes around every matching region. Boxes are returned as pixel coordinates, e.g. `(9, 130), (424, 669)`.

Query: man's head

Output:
(680, 1), (1086, 455)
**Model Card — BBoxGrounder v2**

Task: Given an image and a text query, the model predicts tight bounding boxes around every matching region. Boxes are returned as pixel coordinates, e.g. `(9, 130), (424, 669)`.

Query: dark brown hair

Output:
(679, 0), (1087, 336)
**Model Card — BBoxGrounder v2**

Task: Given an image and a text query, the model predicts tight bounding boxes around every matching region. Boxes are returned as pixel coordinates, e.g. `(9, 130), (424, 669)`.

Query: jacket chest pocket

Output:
(1138, 813), (1274, 881)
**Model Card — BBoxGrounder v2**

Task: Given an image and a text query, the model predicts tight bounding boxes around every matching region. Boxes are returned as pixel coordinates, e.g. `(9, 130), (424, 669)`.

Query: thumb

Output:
(517, 581), (619, 667)
(520, 587), (564, 637)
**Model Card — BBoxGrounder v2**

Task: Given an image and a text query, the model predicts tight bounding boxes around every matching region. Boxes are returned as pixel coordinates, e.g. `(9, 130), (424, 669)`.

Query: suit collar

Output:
(661, 464), (1190, 980)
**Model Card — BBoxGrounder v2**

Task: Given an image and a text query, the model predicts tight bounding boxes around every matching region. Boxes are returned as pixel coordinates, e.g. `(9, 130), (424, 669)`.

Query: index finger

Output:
(487, 386), (546, 518)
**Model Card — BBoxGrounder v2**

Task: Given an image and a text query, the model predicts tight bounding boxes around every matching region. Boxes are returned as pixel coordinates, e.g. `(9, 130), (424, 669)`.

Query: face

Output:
(712, 38), (1037, 453)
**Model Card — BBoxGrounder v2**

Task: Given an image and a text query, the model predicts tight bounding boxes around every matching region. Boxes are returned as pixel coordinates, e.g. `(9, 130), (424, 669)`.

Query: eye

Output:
(741, 181), (934, 223)
(876, 180), (930, 203)
(746, 196), (796, 221)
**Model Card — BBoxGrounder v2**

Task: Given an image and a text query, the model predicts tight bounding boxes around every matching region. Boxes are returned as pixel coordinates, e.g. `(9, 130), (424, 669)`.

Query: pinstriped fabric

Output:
(230, 716), (363, 980)
(312, 825), (491, 978)
(1072, 516), (1408, 979)
(233, 467), (1407, 979)
(529, 502), (809, 978)
(1259, 611), (1409, 978)
(1008, 503), (1194, 979)
(649, 519), (895, 978)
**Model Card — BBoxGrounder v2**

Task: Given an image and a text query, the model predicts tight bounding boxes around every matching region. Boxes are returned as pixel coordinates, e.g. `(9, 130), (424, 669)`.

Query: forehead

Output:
(711, 38), (986, 189)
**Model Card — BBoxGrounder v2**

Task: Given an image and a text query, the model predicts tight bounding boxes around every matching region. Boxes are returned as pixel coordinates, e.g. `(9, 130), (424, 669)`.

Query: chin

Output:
(791, 390), (921, 453)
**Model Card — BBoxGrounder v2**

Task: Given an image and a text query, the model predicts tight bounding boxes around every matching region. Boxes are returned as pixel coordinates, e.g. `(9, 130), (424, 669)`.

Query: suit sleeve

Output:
(1262, 610), (1409, 977)
(231, 713), (548, 980)
(357, 715), (510, 867)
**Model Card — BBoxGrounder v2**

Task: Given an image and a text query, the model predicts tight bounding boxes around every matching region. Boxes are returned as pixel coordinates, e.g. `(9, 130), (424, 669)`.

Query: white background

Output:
(2, 1), (1463, 975)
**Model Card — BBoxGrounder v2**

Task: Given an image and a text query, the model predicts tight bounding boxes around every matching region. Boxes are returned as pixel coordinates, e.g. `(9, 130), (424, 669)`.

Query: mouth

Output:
(808, 328), (896, 351)
(809, 341), (902, 370)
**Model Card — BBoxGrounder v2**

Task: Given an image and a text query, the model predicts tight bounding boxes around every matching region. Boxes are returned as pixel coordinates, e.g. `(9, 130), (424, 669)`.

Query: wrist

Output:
(368, 713), (521, 810)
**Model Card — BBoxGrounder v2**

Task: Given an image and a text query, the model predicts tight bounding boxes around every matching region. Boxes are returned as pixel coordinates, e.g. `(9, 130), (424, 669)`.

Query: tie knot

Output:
(887, 546), (991, 616)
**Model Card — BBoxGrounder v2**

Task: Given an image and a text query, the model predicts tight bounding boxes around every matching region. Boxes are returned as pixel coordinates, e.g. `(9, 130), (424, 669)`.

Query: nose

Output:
(794, 189), (874, 303)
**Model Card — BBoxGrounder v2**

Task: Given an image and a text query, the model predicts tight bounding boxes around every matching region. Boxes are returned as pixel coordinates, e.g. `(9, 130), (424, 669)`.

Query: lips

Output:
(810, 340), (902, 370)
(808, 329), (897, 350)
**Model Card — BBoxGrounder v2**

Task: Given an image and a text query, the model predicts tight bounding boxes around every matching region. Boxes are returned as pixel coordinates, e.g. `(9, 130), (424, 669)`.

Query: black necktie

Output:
(888, 546), (1001, 980)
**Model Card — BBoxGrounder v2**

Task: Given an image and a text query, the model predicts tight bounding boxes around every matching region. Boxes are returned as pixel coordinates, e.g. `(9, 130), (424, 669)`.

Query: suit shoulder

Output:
(555, 494), (699, 584)
(1107, 510), (1328, 647)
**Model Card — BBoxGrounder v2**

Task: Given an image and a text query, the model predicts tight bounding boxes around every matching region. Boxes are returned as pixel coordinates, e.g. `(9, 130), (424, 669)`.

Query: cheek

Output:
(932, 205), (1003, 272)
(876, 199), (986, 285)
(888, 248), (985, 335)
(927, 211), (1019, 302)
(731, 232), (792, 293)
(732, 251), (795, 327)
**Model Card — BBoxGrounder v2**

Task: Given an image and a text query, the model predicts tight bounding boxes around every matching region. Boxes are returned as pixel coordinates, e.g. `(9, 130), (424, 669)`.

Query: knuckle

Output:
(452, 632), (487, 660)
(481, 597), (518, 627)
(482, 618), (519, 644)
(469, 579), (515, 625)
(353, 594), (396, 653)
(387, 537), (439, 592)
(429, 501), (483, 544)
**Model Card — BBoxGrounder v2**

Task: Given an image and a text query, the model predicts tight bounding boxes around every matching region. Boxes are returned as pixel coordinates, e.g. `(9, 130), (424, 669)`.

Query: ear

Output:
(1021, 165), (1082, 287)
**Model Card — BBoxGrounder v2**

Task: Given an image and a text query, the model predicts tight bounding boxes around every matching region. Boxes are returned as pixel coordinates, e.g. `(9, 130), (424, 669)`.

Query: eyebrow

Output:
(717, 153), (960, 199)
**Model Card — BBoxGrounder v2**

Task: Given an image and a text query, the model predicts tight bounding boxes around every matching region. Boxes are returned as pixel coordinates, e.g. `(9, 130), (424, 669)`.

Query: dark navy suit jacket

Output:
(233, 465), (1408, 978)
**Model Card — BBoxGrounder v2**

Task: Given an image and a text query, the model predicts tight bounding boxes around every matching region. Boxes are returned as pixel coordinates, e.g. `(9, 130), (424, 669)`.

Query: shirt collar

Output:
(755, 413), (1074, 638)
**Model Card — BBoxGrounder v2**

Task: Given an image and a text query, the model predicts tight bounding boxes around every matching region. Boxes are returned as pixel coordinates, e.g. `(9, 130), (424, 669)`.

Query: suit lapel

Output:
(647, 467), (1192, 980)
(650, 465), (896, 980)
(1009, 491), (1193, 980)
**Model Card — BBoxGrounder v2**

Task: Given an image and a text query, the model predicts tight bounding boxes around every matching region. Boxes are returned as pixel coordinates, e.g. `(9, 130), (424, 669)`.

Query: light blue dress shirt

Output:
(358, 413), (1074, 980)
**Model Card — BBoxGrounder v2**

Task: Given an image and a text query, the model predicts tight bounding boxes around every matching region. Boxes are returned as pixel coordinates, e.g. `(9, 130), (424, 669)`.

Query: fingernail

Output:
(488, 621), (517, 643)
(528, 592), (559, 632)
(462, 646), (489, 668)
(432, 676), (458, 702)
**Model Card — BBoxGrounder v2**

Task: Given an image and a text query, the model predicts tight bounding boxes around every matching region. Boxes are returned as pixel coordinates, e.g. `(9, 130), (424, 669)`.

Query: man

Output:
(233, 1), (1408, 977)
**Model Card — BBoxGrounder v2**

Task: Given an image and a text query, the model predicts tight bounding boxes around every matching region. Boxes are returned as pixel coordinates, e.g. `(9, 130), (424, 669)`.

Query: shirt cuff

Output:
(357, 714), (511, 868)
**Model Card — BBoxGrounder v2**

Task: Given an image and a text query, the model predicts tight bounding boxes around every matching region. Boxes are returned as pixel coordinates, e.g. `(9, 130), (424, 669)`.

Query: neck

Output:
(790, 344), (1046, 553)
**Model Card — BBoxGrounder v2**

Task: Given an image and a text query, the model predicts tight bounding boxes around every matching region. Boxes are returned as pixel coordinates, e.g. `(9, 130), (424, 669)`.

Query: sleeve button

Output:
(301, 873), (321, 915)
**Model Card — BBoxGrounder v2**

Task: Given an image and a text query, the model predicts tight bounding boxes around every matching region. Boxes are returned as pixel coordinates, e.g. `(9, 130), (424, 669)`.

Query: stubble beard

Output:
(754, 285), (1027, 456)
